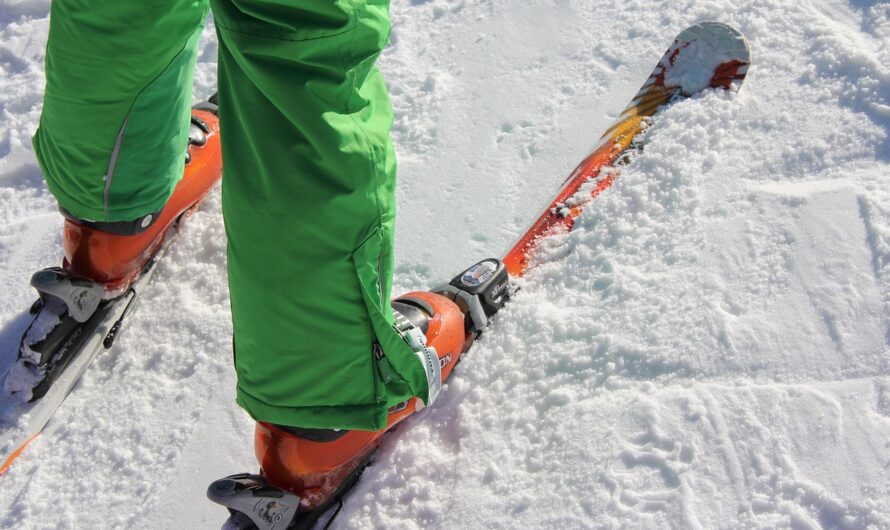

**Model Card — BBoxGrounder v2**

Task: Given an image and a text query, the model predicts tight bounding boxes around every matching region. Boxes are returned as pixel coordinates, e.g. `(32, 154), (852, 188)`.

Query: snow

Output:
(663, 39), (732, 95)
(1, 0), (889, 529)
(3, 296), (66, 402)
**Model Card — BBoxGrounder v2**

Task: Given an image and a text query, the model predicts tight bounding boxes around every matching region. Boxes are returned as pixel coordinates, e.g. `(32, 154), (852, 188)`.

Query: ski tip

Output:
(631, 20), (751, 104)
(615, 21), (751, 131)
(680, 21), (750, 58)
(669, 21), (751, 95)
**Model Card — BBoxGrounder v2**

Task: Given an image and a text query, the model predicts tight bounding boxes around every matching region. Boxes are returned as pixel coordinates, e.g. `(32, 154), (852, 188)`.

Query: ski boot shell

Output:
(255, 291), (467, 512)
(62, 108), (222, 294)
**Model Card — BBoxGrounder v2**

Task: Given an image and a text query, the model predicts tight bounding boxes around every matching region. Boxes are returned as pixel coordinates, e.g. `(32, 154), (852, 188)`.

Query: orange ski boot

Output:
(62, 100), (223, 293)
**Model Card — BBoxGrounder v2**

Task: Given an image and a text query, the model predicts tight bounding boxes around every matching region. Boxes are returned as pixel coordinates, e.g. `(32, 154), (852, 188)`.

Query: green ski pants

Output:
(35, 0), (432, 430)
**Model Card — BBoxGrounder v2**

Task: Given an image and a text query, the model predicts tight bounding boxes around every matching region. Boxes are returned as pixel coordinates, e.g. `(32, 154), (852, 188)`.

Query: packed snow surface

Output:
(2, 1), (890, 528)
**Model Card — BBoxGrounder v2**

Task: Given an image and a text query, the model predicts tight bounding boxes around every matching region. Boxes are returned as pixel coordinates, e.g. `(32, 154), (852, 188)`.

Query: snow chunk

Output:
(663, 38), (735, 95)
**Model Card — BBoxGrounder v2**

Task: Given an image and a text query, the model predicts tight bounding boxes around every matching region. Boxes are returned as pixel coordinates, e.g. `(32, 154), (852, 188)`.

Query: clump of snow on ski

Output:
(1, 308), (60, 400)
(661, 22), (749, 96)
(2, 351), (42, 401)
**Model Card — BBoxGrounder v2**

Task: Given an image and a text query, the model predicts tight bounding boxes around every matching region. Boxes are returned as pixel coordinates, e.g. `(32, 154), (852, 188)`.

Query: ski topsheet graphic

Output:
(504, 21), (750, 276)
(207, 21), (751, 530)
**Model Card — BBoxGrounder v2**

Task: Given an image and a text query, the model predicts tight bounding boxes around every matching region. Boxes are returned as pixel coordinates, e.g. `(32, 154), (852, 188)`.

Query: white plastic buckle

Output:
(403, 326), (442, 410)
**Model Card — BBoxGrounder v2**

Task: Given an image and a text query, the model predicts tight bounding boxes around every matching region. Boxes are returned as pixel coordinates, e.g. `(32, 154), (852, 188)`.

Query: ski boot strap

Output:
(390, 310), (442, 409)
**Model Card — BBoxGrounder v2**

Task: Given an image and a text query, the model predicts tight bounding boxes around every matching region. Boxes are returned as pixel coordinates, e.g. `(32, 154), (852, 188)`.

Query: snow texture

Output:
(1, 1), (889, 529)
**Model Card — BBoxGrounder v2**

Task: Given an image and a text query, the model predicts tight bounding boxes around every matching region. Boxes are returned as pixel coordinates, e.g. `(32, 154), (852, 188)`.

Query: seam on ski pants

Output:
(100, 26), (202, 220)
(103, 111), (132, 220)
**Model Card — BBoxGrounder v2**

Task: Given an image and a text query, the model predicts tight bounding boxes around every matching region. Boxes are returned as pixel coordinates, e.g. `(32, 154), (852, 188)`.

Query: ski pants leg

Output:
(211, 0), (431, 430)
(33, 0), (209, 222)
(36, 0), (433, 431)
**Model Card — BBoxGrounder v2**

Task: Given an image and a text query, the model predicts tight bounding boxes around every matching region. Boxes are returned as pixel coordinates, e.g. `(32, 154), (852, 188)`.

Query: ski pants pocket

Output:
(231, 227), (416, 432)
(351, 229), (431, 412)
